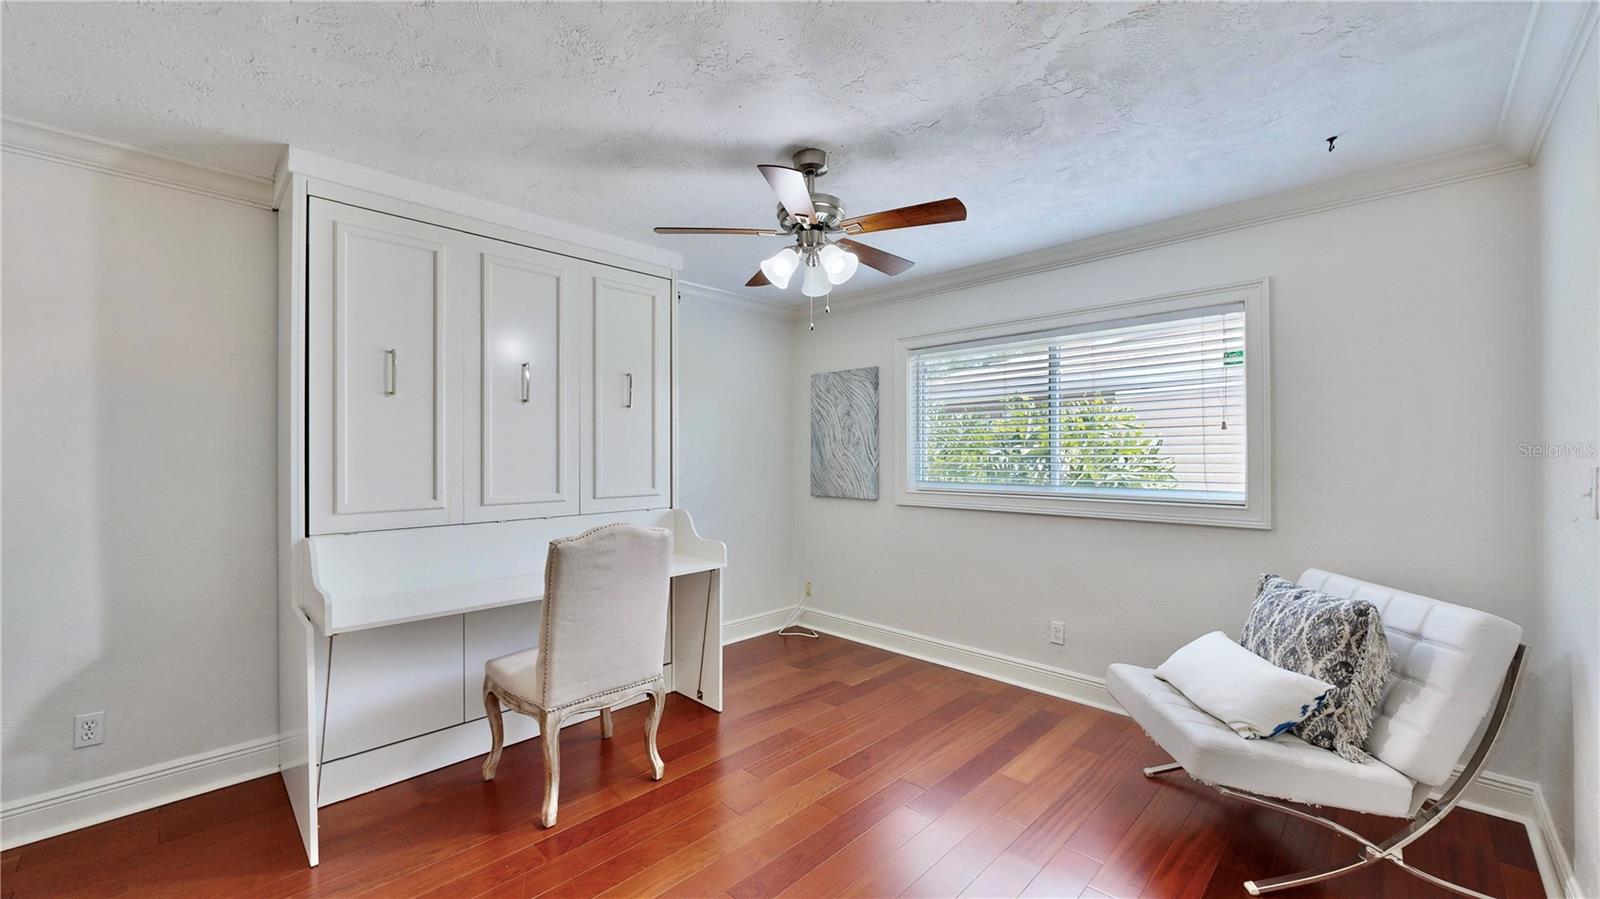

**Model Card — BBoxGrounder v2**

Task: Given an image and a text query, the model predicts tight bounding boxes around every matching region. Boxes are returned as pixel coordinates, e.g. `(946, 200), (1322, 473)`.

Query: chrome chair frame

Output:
(1145, 645), (1526, 899)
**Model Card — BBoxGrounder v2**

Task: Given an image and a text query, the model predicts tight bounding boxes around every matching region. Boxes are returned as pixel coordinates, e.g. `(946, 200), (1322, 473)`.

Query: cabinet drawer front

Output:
(321, 615), (466, 761)
(309, 198), (460, 534)
(474, 248), (580, 516)
(584, 265), (671, 512)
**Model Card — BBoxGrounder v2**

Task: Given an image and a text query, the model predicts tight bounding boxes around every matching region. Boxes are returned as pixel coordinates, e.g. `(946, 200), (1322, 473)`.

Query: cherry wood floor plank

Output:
(958, 851), (1042, 899)
(901, 814), (1025, 898)
(654, 803), (837, 898)
(596, 769), (847, 899)
(909, 709), (1064, 818)
(830, 690), (991, 780)
(999, 708), (1103, 783)
(839, 773), (1025, 898)
(1500, 860), (1546, 899)
(1006, 737), (1142, 865)
(1062, 755), (1164, 862)
(777, 805), (933, 899)
(727, 778), (925, 899)
(0, 634), (1541, 899)
(1085, 779), (1201, 897)
(1019, 843), (1101, 898)
(1486, 814), (1539, 871)
(1136, 792), (1233, 899)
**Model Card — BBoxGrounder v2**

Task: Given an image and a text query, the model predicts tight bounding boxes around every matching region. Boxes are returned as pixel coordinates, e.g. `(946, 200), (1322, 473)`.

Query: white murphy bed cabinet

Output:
(275, 152), (724, 866)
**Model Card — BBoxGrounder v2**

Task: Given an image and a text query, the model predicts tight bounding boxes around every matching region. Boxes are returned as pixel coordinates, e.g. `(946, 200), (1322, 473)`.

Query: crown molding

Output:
(1497, 0), (1599, 164)
(824, 142), (1526, 319)
(677, 279), (799, 322)
(276, 145), (682, 272)
(0, 117), (276, 210)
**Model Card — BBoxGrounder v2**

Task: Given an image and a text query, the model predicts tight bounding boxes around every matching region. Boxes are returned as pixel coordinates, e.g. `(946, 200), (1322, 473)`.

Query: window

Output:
(893, 281), (1270, 527)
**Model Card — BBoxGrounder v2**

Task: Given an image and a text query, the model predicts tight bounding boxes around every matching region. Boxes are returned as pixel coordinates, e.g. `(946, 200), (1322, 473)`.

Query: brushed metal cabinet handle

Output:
(384, 349), (397, 396)
(623, 372), (633, 408)
(521, 363), (531, 404)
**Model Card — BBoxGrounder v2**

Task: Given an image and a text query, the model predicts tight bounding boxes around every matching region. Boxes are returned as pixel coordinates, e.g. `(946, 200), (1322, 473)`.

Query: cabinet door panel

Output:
(582, 264), (671, 513)
(465, 244), (581, 522)
(321, 615), (466, 761)
(463, 603), (542, 716)
(309, 198), (460, 534)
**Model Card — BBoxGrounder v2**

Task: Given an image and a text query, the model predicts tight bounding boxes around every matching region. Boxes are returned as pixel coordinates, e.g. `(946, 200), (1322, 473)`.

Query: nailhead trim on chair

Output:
(536, 523), (673, 711)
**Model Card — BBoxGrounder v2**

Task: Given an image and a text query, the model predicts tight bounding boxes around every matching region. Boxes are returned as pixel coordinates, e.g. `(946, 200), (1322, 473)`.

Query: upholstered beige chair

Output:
(480, 524), (673, 827)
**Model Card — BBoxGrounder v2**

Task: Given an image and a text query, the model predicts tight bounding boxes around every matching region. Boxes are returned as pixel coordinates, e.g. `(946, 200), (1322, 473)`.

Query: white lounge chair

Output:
(1107, 568), (1526, 898)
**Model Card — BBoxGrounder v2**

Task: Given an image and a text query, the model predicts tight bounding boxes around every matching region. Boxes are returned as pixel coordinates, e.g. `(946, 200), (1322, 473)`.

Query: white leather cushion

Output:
(1297, 569), (1523, 787)
(1156, 632), (1332, 740)
(1108, 663), (1420, 817)
(485, 647), (541, 705)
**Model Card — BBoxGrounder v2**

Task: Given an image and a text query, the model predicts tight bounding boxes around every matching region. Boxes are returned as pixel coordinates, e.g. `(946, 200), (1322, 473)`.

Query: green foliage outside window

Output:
(922, 393), (1178, 489)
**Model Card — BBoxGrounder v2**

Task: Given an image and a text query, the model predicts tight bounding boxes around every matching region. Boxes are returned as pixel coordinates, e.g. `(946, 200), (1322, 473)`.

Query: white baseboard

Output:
(796, 607), (1578, 899)
(798, 607), (1124, 715)
(0, 735), (279, 851)
(722, 606), (795, 644)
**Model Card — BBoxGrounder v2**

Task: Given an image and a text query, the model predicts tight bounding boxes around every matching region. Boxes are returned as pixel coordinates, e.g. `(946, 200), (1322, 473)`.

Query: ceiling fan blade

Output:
(758, 165), (816, 224)
(746, 269), (772, 287)
(839, 197), (966, 234)
(837, 238), (914, 276)
(653, 227), (780, 236)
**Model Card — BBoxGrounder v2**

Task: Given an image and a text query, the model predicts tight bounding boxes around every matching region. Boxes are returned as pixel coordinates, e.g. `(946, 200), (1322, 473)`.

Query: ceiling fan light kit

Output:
(655, 147), (967, 328)
(760, 246), (801, 289)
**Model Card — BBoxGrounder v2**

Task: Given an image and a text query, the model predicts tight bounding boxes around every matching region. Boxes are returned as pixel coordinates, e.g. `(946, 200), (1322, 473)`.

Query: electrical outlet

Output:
(74, 711), (104, 749)
(804, 580), (813, 597)
(1048, 621), (1066, 646)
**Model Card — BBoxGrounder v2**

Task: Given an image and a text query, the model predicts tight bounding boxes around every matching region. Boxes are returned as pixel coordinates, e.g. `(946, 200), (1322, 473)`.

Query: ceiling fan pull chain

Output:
(809, 295), (816, 331)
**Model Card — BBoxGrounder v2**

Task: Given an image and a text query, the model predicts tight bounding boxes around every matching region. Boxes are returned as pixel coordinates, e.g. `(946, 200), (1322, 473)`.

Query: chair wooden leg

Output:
(481, 680), (504, 782)
(600, 706), (613, 739)
(644, 687), (666, 780)
(539, 709), (563, 827)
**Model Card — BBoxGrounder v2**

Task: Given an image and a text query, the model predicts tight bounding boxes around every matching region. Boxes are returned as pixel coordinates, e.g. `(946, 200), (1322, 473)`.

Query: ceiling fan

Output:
(653, 148), (966, 322)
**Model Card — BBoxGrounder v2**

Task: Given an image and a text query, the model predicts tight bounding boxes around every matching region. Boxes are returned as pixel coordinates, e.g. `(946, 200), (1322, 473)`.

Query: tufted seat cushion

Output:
(1107, 663), (1422, 817)
(486, 647), (541, 707)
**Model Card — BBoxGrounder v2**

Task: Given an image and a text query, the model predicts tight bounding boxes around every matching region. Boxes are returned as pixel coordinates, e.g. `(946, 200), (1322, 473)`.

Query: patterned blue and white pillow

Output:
(1240, 574), (1393, 762)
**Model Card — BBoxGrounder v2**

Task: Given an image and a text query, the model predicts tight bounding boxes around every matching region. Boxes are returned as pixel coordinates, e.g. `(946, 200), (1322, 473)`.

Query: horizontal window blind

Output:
(908, 303), (1247, 505)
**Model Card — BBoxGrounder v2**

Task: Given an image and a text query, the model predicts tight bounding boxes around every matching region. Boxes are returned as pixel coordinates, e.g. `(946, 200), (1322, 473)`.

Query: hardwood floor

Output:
(1, 634), (1543, 898)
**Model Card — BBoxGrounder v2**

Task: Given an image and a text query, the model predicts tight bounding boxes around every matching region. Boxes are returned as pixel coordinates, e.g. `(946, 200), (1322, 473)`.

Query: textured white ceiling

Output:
(2, 2), (1530, 300)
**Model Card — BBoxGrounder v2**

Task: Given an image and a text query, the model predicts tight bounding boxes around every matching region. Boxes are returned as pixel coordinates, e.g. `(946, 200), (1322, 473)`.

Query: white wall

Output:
(1532, 34), (1599, 897)
(1, 153), (279, 804)
(677, 296), (797, 623)
(792, 168), (1544, 780)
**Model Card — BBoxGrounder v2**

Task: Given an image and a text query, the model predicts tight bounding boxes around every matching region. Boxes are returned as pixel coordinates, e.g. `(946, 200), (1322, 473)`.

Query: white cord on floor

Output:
(776, 593), (819, 639)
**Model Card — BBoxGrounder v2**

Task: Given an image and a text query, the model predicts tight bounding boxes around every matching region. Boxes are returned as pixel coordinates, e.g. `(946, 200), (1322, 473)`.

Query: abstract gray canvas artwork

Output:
(811, 367), (879, 500)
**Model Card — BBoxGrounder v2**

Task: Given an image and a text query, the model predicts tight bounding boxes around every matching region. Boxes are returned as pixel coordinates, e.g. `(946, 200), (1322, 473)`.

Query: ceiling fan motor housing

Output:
(778, 192), (844, 232)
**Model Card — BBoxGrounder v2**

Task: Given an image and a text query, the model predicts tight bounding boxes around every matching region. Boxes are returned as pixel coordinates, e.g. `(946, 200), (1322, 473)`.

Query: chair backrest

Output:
(1297, 569), (1522, 787)
(537, 524), (672, 711)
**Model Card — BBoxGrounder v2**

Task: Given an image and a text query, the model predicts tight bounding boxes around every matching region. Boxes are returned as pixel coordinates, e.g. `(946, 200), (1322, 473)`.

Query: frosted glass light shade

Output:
(760, 247), (800, 289)
(801, 260), (830, 297)
(819, 244), (859, 285)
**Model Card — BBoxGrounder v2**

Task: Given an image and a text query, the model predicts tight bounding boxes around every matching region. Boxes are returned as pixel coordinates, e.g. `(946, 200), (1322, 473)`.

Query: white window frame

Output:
(892, 278), (1272, 529)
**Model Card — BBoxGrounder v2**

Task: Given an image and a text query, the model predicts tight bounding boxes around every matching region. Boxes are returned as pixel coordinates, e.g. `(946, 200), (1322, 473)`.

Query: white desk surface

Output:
(317, 553), (722, 634)
(299, 510), (727, 635)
